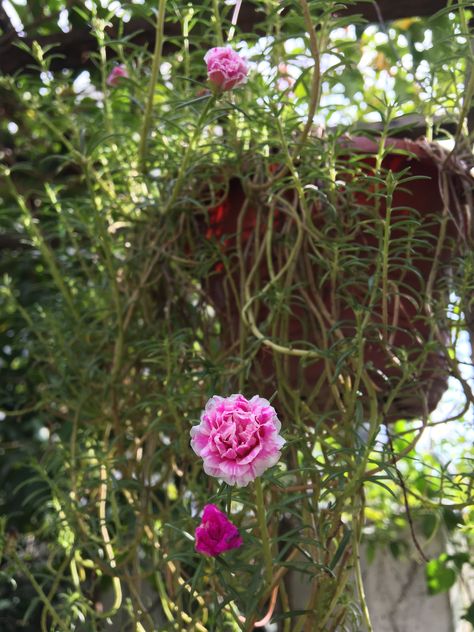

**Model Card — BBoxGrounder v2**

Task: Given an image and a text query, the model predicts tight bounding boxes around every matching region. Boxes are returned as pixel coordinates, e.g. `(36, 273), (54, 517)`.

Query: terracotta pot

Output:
(201, 138), (470, 421)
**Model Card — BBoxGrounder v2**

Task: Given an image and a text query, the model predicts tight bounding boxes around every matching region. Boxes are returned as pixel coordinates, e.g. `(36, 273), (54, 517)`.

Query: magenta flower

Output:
(106, 65), (129, 87)
(190, 394), (285, 487)
(195, 504), (243, 557)
(204, 46), (248, 92)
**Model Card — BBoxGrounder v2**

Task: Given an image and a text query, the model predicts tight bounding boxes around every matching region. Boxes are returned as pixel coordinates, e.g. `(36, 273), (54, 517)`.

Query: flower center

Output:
(212, 411), (260, 460)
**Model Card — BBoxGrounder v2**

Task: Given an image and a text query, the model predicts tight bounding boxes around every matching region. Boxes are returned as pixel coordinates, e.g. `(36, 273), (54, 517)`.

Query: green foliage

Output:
(462, 602), (474, 625)
(0, 1), (473, 630)
(426, 552), (470, 595)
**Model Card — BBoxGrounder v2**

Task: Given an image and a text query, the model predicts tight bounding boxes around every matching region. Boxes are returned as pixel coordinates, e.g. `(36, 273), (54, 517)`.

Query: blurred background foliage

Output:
(0, 0), (473, 630)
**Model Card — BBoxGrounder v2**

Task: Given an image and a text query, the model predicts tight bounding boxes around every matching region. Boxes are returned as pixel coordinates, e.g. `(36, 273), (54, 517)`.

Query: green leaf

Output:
(442, 508), (463, 531)
(164, 523), (194, 542)
(461, 602), (474, 625)
(328, 526), (351, 570)
(366, 540), (376, 564)
(426, 556), (457, 595)
(389, 540), (401, 559)
(364, 476), (398, 498)
(447, 553), (469, 572)
(420, 513), (438, 540)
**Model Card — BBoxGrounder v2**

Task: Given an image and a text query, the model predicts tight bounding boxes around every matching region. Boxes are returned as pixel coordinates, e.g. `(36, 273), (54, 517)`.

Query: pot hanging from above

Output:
(199, 137), (472, 423)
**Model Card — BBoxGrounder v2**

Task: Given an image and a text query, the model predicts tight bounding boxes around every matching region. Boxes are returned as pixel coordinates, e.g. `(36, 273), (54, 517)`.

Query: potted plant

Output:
(200, 136), (471, 422)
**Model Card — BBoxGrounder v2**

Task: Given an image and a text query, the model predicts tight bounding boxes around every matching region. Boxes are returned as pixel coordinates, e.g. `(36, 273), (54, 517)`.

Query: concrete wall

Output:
(361, 538), (454, 632)
(284, 531), (472, 632)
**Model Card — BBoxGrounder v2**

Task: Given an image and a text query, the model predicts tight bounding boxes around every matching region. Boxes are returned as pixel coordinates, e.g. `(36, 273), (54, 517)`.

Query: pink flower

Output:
(106, 65), (129, 87)
(190, 394), (285, 487)
(195, 504), (243, 557)
(204, 46), (248, 92)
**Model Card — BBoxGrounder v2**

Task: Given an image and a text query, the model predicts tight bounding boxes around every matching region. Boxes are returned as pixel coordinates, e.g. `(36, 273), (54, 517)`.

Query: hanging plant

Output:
(200, 136), (472, 422)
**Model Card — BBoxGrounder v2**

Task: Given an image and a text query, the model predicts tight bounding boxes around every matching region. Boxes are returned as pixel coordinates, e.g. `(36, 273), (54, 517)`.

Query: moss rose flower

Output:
(190, 394), (285, 487)
(195, 504), (242, 557)
(204, 46), (248, 92)
(106, 65), (128, 87)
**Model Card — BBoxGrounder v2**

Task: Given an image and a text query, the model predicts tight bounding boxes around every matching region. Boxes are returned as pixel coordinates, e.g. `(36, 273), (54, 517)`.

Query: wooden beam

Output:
(0, 17), (180, 75)
(340, 0), (451, 21)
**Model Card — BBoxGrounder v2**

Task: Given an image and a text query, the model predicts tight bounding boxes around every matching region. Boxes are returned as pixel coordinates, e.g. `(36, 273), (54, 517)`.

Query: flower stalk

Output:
(139, 0), (167, 172)
(254, 478), (274, 587)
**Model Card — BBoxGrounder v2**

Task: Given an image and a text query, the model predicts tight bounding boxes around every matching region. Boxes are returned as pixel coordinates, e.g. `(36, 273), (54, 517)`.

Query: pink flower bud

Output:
(204, 46), (248, 92)
(195, 504), (243, 557)
(191, 394), (285, 487)
(106, 65), (129, 87)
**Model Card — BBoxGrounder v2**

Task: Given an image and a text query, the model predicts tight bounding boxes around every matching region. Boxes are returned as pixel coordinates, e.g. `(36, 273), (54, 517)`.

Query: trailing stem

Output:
(139, 0), (167, 172)
(353, 501), (373, 632)
(10, 550), (70, 632)
(4, 175), (80, 322)
(295, 0), (323, 157)
(254, 478), (274, 587)
(381, 175), (395, 341)
(98, 464), (123, 617)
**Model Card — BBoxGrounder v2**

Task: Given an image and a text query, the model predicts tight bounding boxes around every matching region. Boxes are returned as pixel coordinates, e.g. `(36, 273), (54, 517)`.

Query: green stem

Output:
(353, 535), (372, 632)
(4, 176), (79, 322)
(139, 0), (167, 172)
(293, 0), (323, 159)
(254, 478), (273, 587)
(212, 0), (224, 45)
(40, 553), (73, 632)
(381, 178), (395, 341)
(11, 550), (69, 632)
(97, 25), (112, 137)
(456, 4), (474, 142)
(98, 465), (123, 617)
(314, 568), (351, 632)
(163, 95), (216, 214)
(336, 374), (380, 507)
(83, 167), (124, 384)
(154, 557), (175, 623)
(353, 503), (373, 632)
